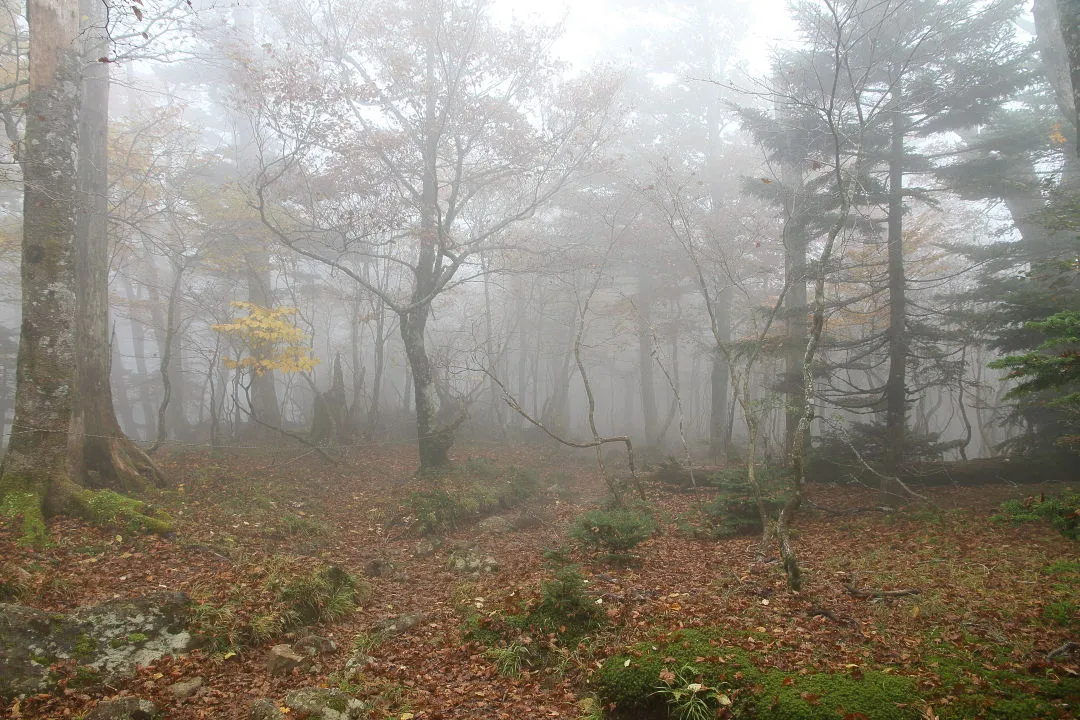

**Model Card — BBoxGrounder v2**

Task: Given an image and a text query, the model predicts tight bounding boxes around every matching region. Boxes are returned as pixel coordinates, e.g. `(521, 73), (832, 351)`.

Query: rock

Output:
(448, 547), (499, 574)
(362, 557), (395, 578)
(413, 538), (441, 558)
(285, 687), (365, 719)
(249, 698), (287, 720)
(168, 675), (203, 700)
(293, 634), (336, 656)
(373, 612), (427, 637)
(83, 697), (158, 720)
(477, 515), (512, 534)
(0, 592), (193, 697)
(512, 508), (548, 530)
(266, 643), (307, 675)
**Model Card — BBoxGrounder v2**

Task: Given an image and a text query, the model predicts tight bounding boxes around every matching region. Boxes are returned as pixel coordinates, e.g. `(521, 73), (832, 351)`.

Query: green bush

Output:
(467, 565), (606, 665)
(570, 508), (656, 553)
(676, 466), (790, 540)
(275, 565), (366, 624)
(992, 491), (1079, 540)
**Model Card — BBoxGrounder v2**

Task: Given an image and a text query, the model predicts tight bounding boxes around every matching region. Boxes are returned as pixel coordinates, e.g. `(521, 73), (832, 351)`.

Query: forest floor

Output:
(1, 443), (1078, 720)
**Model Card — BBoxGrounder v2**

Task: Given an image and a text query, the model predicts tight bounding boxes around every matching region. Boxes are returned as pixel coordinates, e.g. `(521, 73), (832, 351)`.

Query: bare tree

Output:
(252, 0), (619, 470)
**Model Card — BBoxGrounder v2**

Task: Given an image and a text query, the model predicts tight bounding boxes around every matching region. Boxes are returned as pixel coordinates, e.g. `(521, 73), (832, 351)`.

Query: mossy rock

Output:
(754, 669), (921, 720)
(82, 490), (174, 534)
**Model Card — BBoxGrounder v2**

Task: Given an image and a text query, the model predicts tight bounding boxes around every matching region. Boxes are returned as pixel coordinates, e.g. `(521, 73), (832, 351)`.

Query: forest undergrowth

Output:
(0, 444), (1077, 719)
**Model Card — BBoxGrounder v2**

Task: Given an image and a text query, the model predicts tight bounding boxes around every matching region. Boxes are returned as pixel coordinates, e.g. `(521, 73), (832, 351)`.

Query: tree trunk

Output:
(1058, 0), (1080, 154)
(121, 278), (157, 437)
(404, 45), (454, 472)
(781, 150), (808, 454)
(71, 0), (162, 490)
(0, 0), (84, 533)
(882, 94), (907, 496)
(149, 263), (186, 454)
(244, 250), (282, 430)
(636, 269), (659, 446)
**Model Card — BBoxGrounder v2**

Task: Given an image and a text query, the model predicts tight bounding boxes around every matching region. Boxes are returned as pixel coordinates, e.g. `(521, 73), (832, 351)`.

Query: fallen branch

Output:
(1047, 641), (1079, 661)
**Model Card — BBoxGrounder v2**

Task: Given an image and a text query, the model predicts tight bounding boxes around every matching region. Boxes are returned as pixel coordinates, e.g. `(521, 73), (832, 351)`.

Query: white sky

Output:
(491, 0), (798, 76)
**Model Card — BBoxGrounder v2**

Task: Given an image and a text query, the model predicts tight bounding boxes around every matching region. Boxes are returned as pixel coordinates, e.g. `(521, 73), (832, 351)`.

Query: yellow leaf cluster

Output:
(212, 302), (320, 375)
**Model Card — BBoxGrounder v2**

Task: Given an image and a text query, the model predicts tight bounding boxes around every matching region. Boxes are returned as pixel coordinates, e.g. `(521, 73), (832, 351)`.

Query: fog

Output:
(0, 0), (1076, 473)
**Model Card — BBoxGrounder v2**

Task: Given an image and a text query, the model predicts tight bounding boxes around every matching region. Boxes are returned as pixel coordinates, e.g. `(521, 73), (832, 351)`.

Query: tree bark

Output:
(0, 0), (83, 531)
(244, 250), (282, 430)
(882, 91), (907, 494)
(70, 0), (162, 490)
(636, 268), (659, 446)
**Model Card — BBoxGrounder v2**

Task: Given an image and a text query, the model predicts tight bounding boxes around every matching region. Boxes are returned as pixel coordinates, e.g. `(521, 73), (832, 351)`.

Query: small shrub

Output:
(281, 513), (331, 538)
(466, 565), (606, 660)
(1042, 599), (1078, 626)
(570, 508), (656, 554)
(679, 466), (789, 540)
(992, 492), (1080, 540)
(276, 565), (366, 624)
(653, 664), (732, 720)
(485, 641), (533, 678)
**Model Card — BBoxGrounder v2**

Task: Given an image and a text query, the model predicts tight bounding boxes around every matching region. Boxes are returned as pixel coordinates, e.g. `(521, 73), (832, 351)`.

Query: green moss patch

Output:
(0, 490), (47, 545)
(81, 489), (174, 534)
(755, 669), (920, 720)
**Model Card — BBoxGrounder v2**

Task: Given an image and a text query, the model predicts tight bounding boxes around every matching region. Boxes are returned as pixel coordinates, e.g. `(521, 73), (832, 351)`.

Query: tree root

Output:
(845, 573), (919, 599)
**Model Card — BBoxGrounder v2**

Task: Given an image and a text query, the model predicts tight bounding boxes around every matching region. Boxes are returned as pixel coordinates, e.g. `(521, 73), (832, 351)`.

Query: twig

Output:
(1047, 641), (1079, 661)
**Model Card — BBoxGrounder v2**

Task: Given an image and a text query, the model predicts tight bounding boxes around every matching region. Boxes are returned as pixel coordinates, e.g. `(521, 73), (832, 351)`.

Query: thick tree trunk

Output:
(401, 311), (451, 469)
(1059, 0), (1080, 154)
(71, 0), (161, 489)
(882, 96), (907, 494)
(0, 0), (84, 532)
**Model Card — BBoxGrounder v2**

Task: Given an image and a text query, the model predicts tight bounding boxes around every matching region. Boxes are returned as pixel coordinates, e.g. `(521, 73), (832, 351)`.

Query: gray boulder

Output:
(83, 697), (158, 720)
(249, 698), (287, 720)
(0, 592), (192, 697)
(266, 643), (307, 675)
(285, 687), (365, 719)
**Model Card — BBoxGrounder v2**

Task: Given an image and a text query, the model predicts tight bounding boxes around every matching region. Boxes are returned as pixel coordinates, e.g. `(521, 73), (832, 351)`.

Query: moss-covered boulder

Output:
(0, 592), (193, 697)
(284, 687), (365, 719)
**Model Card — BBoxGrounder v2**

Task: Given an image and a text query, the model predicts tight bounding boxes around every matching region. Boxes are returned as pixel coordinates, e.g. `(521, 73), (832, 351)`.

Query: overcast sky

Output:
(492, 0), (797, 76)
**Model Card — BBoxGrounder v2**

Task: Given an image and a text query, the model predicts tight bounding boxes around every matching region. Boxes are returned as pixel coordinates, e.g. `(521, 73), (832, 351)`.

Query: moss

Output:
(595, 629), (757, 716)
(80, 489), (174, 534)
(127, 632), (149, 644)
(72, 633), (99, 659)
(0, 490), (47, 545)
(928, 651), (1080, 719)
(755, 669), (921, 720)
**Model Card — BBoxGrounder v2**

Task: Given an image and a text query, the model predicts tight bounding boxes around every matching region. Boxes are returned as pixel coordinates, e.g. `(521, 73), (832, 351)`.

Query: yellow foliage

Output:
(1050, 123), (1068, 145)
(212, 302), (320, 375)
